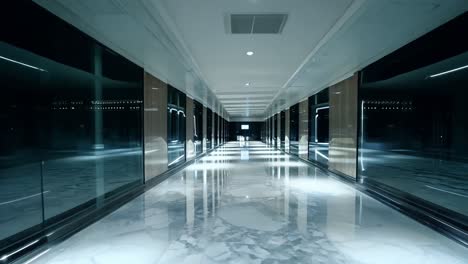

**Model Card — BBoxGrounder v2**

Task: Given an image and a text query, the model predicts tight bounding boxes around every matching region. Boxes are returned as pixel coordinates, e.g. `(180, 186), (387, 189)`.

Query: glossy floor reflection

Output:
(20, 142), (468, 264)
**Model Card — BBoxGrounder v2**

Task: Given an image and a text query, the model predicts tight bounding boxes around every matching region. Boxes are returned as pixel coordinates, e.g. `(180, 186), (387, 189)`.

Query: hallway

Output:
(22, 142), (468, 264)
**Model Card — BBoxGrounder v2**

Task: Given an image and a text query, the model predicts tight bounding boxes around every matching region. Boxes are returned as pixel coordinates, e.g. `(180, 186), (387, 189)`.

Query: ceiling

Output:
(157, 0), (354, 118)
(35, 0), (468, 120)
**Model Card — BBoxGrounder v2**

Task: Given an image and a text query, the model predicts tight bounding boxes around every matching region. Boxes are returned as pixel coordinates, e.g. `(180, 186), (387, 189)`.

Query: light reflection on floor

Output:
(19, 141), (468, 264)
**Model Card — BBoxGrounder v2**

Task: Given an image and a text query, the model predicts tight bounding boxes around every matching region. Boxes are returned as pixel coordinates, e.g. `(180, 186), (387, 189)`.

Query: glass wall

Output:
(308, 88), (329, 166)
(207, 109), (213, 149)
(1, 0), (143, 247)
(214, 113), (219, 146)
(167, 86), (186, 167)
(359, 12), (468, 223)
(193, 100), (203, 156)
(273, 114), (278, 148)
(268, 117), (272, 145)
(289, 104), (300, 155)
(280, 111), (285, 150)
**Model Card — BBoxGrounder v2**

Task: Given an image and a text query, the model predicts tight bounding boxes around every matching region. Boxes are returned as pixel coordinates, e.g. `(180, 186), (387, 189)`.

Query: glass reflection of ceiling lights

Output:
(168, 106), (186, 117)
(0, 55), (47, 72)
(429, 64), (468, 78)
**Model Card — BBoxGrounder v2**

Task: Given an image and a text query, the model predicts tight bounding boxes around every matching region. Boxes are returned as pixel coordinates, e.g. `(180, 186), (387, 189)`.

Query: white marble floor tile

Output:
(18, 141), (468, 264)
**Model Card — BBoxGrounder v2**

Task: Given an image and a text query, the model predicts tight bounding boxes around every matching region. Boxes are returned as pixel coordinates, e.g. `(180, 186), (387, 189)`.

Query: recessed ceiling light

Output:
(245, 82), (250, 86)
(246, 51), (254, 56)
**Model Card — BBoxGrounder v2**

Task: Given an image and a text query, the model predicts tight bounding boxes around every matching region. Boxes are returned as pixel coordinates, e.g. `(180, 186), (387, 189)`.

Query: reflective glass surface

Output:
(214, 113), (219, 146)
(359, 13), (468, 221)
(167, 86), (186, 167)
(289, 104), (299, 155)
(207, 109), (213, 149)
(308, 89), (329, 166)
(193, 101), (203, 156)
(1, 0), (143, 246)
(273, 114), (278, 148)
(280, 111), (285, 150)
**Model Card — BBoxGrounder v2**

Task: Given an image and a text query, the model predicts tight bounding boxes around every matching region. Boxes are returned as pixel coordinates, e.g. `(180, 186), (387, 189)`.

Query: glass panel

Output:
(308, 88), (329, 166)
(0, 0), (144, 246)
(167, 86), (186, 167)
(273, 114), (278, 148)
(42, 44), (143, 220)
(193, 100), (203, 155)
(214, 113), (219, 146)
(0, 42), (44, 242)
(280, 111), (285, 150)
(207, 109), (212, 149)
(359, 13), (468, 221)
(289, 104), (299, 155)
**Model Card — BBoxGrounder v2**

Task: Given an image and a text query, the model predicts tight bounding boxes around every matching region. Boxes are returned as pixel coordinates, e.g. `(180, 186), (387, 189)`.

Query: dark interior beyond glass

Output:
(228, 122), (262, 141)
(359, 12), (468, 221)
(308, 88), (329, 166)
(289, 104), (299, 155)
(280, 111), (285, 150)
(193, 100), (203, 155)
(0, 0), (143, 247)
(269, 117), (273, 144)
(273, 114), (278, 148)
(167, 86), (186, 167)
(207, 109), (213, 149)
(214, 113), (219, 146)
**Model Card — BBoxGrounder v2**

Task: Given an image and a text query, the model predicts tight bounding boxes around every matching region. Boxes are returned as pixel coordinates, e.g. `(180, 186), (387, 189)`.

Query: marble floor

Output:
(18, 142), (468, 264)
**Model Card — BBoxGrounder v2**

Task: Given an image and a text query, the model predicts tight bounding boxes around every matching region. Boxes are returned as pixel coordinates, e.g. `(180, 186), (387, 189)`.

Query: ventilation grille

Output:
(229, 14), (288, 34)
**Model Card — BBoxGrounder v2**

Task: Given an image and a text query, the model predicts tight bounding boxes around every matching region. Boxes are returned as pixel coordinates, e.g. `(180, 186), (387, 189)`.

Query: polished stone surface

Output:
(20, 142), (468, 264)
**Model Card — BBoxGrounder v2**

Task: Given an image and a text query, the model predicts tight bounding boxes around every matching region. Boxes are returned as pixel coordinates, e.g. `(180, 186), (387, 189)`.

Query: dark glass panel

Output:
(167, 86), (186, 167)
(280, 111), (285, 150)
(193, 100), (203, 155)
(359, 12), (468, 222)
(289, 104), (299, 155)
(0, 0), (144, 248)
(273, 114), (278, 148)
(214, 113), (219, 146)
(207, 109), (213, 149)
(0, 43), (44, 242)
(308, 88), (329, 165)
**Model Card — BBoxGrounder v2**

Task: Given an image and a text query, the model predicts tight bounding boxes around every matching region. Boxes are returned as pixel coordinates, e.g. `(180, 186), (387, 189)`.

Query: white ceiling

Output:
(36, 0), (468, 120)
(157, 0), (354, 118)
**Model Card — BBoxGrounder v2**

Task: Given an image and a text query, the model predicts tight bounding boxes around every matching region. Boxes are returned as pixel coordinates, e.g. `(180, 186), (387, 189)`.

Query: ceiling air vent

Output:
(229, 14), (288, 34)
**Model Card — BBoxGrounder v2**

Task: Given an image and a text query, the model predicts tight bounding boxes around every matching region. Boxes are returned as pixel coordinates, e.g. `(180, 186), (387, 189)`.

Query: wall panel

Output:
(328, 74), (358, 178)
(144, 72), (168, 181)
(186, 98), (195, 161)
(298, 100), (309, 160)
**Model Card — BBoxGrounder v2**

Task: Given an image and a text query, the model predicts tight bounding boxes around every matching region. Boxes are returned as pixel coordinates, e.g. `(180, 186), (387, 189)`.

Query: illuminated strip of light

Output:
(315, 150), (329, 160)
(0, 239), (41, 261)
(425, 185), (468, 198)
(23, 249), (50, 264)
(0, 191), (50, 206)
(0, 55), (46, 72)
(168, 155), (185, 166)
(429, 64), (468, 78)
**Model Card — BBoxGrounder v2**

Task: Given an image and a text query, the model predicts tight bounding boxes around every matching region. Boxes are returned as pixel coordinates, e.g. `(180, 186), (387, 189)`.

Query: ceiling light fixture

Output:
(429, 64), (468, 78)
(246, 51), (254, 56)
(245, 82), (250, 86)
